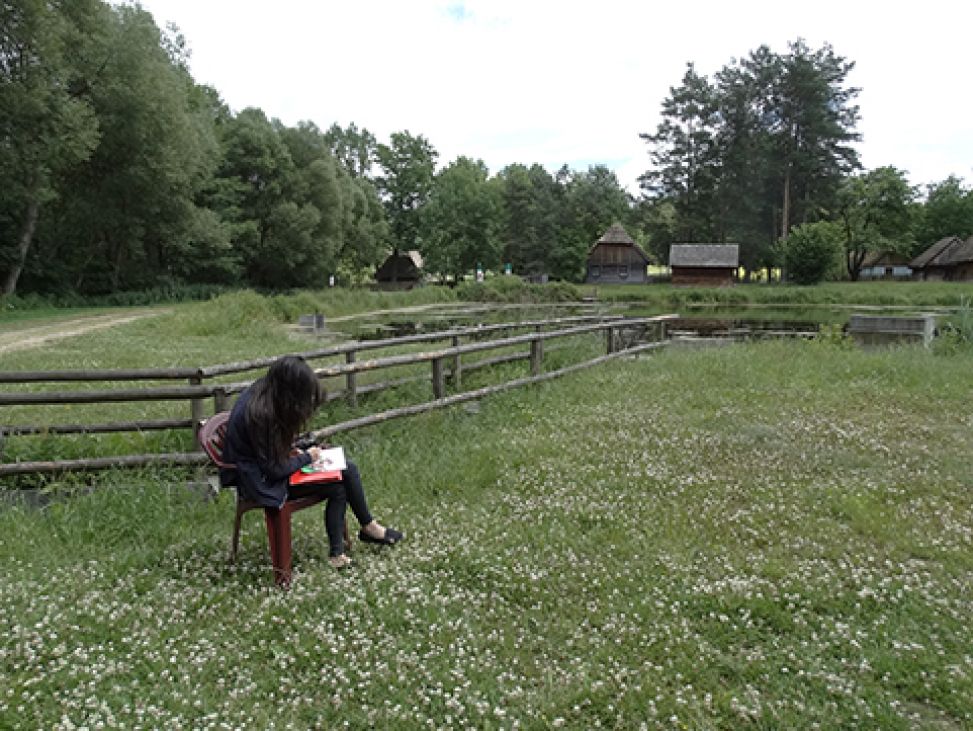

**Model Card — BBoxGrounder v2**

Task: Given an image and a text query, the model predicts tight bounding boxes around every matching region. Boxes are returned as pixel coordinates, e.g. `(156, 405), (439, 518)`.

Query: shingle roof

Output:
(588, 224), (651, 263)
(375, 249), (423, 280)
(861, 250), (912, 268)
(909, 236), (963, 269)
(669, 244), (739, 268)
(596, 223), (637, 246)
(942, 236), (973, 265)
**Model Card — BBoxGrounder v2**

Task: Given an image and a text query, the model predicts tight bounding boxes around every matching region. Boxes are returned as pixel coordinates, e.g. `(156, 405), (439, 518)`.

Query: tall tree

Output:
(43, 4), (225, 293)
(497, 163), (562, 277)
(640, 41), (862, 267)
(914, 176), (973, 247)
(0, 0), (102, 295)
(421, 157), (501, 280)
(324, 122), (378, 179)
(560, 165), (631, 281)
(836, 166), (915, 280)
(712, 59), (775, 270)
(639, 63), (720, 242)
(375, 131), (438, 260)
(762, 40), (861, 239)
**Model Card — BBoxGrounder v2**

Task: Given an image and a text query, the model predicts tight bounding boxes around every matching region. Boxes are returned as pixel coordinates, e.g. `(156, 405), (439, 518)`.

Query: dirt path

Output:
(0, 309), (171, 355)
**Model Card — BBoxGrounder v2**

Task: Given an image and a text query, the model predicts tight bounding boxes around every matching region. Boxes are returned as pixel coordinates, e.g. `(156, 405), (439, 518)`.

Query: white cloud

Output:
(134, 0), (973, 192)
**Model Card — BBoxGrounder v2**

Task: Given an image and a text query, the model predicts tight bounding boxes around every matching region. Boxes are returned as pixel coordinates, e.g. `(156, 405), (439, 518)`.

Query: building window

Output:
(590, 266), (600, 278)
(618, 264), (629, 278)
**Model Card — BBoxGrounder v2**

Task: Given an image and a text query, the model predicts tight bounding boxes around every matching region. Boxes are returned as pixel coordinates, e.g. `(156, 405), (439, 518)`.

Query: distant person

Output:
(223, 355), (403, 569)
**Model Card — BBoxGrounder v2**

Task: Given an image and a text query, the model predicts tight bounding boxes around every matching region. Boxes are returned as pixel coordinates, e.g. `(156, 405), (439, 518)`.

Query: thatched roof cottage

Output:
(909, 236), (973, 281)
(585, 224), (651, 284)
(375, 250), (423, 289)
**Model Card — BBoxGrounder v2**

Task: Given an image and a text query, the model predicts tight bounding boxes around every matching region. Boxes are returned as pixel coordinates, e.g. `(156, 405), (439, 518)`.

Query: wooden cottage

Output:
(859, 251), (913, 280)
(375, 250), (423, 289)
(669, 244), (739, 286)
(909, 236), (973, 281)
(585, 224), (651, 284)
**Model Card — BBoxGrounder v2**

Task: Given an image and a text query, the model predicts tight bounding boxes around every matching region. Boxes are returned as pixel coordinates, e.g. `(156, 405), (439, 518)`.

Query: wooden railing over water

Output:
(0, 314), (677, 477)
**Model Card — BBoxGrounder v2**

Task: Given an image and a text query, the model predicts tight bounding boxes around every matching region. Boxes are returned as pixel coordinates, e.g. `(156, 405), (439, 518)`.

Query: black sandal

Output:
(358, 527), (404, 546)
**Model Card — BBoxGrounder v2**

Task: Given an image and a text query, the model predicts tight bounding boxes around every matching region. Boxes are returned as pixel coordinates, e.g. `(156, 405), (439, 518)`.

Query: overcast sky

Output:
(133, 0), (972, 195)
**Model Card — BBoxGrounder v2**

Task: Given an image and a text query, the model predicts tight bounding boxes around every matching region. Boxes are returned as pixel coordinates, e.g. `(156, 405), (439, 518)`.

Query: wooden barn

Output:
(669, 244), (739, 286)
(585, 224), (651, 284)
(909, 236), (973, 281)
(375, 250), (423, 289)
(859, 251), (913, 280)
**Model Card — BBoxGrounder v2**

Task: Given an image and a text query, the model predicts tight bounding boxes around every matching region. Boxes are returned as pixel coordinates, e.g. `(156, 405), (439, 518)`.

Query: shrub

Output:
(780, 222), (843, 285)
(934, 297), (973, 354)
(172, 290), (281, 337)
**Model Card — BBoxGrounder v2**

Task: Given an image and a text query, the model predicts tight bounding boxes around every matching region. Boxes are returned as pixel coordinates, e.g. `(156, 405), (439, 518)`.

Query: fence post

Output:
(214, 386), (229, 413)
(451, 335), (462, 388)
(606, 326), (615, 355)
(189, 375), (204, 432)
(432, 357), (445, 399)
(530, 337), (543, 376)
(534, 324), (544, 365)
(345, 351), (357, 407)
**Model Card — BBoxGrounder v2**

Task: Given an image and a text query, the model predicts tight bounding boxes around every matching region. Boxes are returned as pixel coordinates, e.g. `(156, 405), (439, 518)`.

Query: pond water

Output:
(337, 303), (613, 340)
(329, 302), (880, 341)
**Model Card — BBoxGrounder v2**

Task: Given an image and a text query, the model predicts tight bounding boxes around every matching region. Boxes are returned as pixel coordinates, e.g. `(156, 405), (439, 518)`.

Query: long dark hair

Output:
(246, 355), (322, 463)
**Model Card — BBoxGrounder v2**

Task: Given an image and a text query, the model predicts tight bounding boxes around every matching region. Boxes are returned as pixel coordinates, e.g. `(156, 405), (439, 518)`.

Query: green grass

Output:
(0, 289), (615, 469)
(588, 281), (973, 309)
(1, 341), (972, 729)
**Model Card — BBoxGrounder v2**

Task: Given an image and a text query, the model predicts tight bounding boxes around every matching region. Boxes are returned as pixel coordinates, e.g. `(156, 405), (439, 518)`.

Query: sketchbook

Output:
(288, 447), (345, 486)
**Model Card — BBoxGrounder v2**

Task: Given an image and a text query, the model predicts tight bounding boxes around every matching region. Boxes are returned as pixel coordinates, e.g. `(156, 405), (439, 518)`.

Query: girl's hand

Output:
(307, 446), (322, 463)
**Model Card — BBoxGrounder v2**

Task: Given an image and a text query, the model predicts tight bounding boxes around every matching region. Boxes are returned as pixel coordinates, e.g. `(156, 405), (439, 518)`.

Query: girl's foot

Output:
(329, 554), (352, 569)
(361, 520), (386, 540)
(359, 520), (404, 546)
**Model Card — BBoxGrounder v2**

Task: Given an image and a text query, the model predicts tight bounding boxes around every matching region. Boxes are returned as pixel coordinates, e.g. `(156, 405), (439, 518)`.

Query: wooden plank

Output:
(0, 341), (668, 477)
(345, 351), (357, 407)
(0, 384), (218, 406)
(1, 418), (194, 436)
(309, 316), (678, 379)
(311, 341), (671, 440)
(0, 452), (207, 477)
(451, 335), (462, 388)
(432, 358), (445, 399)
(0, 367), (202, 384)
(198, 314), (624, 377)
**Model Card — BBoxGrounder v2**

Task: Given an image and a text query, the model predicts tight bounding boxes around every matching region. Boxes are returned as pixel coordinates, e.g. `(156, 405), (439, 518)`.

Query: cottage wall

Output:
(586, 263), (647, 284)
(949, 262), (973, 281)
(585, 241), (649, 284)
(671, 267), (736, 286)
(861, 265), (912, 280)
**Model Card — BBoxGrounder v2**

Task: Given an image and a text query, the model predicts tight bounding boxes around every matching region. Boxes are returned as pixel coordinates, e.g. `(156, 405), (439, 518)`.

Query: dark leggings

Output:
(288, 461), (374, 557)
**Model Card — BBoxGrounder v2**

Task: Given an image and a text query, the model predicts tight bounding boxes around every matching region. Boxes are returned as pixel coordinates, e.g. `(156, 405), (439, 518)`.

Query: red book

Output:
(288, 446), (346, 486)
(289, 468), (342, 486)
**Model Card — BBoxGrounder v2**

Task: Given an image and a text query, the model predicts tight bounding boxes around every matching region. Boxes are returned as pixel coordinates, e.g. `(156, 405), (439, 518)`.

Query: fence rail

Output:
(0, 314), (676, 477)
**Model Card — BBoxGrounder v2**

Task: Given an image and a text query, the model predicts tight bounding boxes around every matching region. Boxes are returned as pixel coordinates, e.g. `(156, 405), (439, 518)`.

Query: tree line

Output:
(638, 40), (973, 282)
(3, 2), (972, 298)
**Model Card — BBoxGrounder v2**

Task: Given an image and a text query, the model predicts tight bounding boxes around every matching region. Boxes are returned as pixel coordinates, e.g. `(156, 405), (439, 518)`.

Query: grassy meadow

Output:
(586, 280), (973, 309)
(1, 321), (972, 728)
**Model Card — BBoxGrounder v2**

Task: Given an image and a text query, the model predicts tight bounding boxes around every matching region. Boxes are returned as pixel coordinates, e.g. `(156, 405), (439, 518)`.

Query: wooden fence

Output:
(0, 314), (676, 477)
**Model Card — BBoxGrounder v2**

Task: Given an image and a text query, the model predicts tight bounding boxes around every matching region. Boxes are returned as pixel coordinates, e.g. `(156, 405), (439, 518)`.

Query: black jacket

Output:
(222, 387), (311, 508)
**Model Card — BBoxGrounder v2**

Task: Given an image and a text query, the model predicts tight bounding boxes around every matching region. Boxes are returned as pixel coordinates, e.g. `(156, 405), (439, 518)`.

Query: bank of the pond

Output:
(2, 341), (971, 729)
(588, 280), (973, 308)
